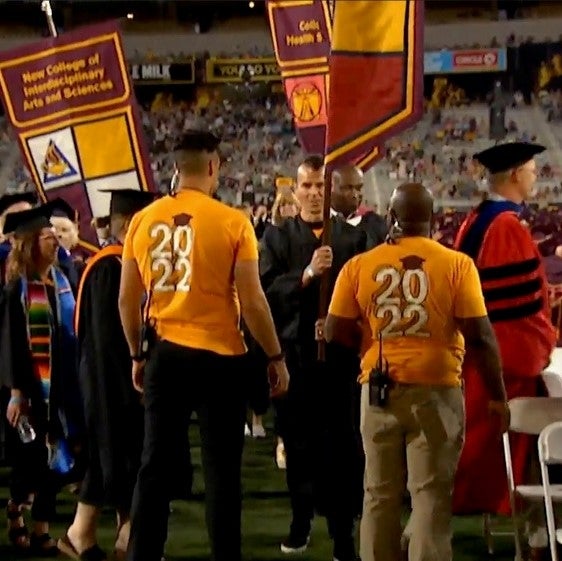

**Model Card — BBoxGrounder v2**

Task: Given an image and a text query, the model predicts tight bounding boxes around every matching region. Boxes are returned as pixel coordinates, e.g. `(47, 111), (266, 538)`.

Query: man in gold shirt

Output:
(118, 130), (289, 561)
(324, 183), (509, 561)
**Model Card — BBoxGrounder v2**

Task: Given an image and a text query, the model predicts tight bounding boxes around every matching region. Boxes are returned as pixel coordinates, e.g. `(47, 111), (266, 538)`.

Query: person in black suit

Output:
(331, 165), (388, 249)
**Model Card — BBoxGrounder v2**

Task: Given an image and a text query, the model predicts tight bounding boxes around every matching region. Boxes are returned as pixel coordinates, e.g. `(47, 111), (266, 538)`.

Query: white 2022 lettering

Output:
(149, 223), (193, 292)
(374, 266), (430, 338)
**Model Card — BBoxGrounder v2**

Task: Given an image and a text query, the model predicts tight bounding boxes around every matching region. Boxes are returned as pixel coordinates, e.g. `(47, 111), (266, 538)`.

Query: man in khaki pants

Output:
(324, 183), (509, 561)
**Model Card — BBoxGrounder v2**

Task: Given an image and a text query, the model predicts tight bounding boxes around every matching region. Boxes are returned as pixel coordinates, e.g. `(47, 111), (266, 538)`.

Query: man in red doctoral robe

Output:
(453, 142), (556, 557)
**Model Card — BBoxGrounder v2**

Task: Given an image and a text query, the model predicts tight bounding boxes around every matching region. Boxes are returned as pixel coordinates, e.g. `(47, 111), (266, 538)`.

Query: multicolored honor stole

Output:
(21, 268), (74, 403)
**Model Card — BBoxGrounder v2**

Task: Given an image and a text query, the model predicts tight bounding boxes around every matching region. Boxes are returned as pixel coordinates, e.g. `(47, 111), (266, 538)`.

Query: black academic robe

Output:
(76, 252), (192, 505)
(0, 242), (10, 464)
(76, 252), (144, 508)
(260, 216), (366, 518)
(260, 215), (366, 345)
(357, 212), (388, 249)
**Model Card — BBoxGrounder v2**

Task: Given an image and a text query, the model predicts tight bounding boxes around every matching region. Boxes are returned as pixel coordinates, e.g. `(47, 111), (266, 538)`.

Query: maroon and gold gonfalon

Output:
(267, 0), (425, 359)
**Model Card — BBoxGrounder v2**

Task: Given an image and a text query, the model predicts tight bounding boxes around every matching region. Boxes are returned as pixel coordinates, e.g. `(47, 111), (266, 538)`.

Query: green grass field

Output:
(0, 423), (517, 561)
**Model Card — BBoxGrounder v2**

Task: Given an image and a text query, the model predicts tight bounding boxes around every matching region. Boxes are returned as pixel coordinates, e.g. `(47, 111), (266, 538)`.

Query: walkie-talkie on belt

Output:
(138, 289), (157, 360)
(369, 331), (391, 408)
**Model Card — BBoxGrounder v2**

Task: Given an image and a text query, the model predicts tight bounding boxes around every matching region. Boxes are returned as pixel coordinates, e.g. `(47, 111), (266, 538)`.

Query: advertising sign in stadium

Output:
(129, 62), (194, 84)
(206, 49), (507, 84)
(206, 58), (281, 83)
(424, 48), (507, 74)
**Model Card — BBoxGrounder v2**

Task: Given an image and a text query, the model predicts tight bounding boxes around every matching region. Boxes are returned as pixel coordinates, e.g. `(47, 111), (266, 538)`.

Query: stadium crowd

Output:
(2, 9), (562, 558)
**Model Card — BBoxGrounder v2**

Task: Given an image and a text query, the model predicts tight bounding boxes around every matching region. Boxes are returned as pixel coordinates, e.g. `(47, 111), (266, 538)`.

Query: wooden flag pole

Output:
(41, 1), (58, 38)
(317, 0), (335, 362)
(317, 170), (332, 362)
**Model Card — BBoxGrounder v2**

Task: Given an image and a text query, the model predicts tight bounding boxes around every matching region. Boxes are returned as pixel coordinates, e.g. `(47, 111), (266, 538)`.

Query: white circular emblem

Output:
(483, 53), (496, 66)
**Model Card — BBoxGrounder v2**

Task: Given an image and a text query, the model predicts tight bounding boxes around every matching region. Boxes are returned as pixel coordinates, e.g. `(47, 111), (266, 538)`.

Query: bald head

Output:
(332, 165), (364, 188)
(389, 183), (434, 235)
(332, 165), (364, 216)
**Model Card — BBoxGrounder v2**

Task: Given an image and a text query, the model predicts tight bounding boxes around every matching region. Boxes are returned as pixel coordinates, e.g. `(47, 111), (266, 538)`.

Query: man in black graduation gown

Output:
(260, 155), (366, 561)
(59, 190), (157, 560)
(331, 164), (387, 249)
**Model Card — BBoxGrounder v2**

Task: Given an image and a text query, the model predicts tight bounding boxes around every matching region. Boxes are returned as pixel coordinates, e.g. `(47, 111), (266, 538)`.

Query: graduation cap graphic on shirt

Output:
(401, 255), (425, 270)
(173, 213), (192, 226)
(41, 140), (77, 184)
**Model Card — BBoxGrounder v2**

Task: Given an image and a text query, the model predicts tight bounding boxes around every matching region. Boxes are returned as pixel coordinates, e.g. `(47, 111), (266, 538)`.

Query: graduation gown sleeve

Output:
(477, 212), (555, 378)
(0, 279), (36, 395)
(78, 256), (136, 412)
(259, 224), (306, 339)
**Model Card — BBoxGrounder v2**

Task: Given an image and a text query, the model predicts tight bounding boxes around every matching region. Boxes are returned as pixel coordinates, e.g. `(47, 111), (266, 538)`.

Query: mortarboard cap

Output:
(473, 142), (545, 174)
(98, 189), (158, 216)
(4, 204), (52, 236)
(3, 198), (73, 236)
(0, 192), (37, 216)
(49, 198), (76, 221)
(174, 130), (221, 153)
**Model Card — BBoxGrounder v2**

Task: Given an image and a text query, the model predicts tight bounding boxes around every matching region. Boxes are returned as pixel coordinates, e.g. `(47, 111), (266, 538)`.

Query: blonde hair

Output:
(271, 192), (300, 226)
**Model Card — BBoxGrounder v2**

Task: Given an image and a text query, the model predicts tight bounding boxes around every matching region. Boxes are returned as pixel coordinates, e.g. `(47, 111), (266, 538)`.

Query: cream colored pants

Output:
(360, 383), (464, 561)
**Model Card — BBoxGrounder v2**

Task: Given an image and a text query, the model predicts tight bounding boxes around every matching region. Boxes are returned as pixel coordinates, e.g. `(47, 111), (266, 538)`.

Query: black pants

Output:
(127, 340), (247, 561)
(273, 345), (364, 543)
(242, 324), (269, 417)
(9, 426), (59, 522)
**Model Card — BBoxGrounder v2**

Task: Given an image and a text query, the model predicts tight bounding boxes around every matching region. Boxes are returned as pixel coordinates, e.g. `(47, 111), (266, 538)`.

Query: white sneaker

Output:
(252, 424), (266, 438)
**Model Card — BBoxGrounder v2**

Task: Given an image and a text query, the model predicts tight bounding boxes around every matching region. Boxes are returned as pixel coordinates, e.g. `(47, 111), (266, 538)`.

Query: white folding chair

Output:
(542, 372), (562, 398)
(544, 349), (562, 397)
(503, 397), (562, 561)
(538, 421), (562, 561)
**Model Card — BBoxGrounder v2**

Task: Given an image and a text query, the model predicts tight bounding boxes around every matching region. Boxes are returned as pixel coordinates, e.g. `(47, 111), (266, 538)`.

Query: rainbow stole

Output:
(20, 268), (74, 403)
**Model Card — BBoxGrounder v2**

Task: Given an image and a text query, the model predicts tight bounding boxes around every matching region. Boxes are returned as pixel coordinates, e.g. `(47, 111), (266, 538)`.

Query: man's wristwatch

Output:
(305, 266), (315, 279)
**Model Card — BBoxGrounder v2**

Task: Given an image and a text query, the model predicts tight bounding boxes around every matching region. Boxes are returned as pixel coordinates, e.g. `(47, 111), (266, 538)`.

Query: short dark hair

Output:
(301, 154), (324, 171)
(174, 130), (221, 153)
(174, 130), (221, 175)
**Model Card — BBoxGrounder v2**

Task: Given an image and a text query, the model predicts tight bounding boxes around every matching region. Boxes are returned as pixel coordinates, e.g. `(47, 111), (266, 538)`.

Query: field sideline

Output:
(0, 422), (516, 561)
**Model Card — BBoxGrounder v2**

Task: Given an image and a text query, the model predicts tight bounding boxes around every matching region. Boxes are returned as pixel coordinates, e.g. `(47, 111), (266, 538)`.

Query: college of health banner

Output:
(325, 0), (424, 170)
(267, 0), (334, 155)
(0, 21), (154, 251)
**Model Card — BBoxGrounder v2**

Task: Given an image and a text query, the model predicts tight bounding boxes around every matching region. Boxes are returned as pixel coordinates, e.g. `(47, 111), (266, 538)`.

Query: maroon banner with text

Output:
(0, 20), (154, 252)
(268, 0), (381, 169)
(267, 0), (331, 155)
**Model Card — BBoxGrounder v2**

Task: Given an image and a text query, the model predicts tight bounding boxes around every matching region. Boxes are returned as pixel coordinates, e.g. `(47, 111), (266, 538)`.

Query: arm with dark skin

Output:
(324, 315), (362, 349)
(456, 315), (506, 403)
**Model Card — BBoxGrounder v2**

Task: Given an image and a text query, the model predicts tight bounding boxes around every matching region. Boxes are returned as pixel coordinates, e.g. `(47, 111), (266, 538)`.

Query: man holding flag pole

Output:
(266, 1), (424, 559)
